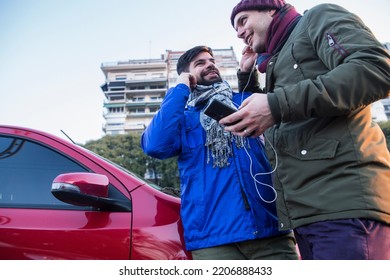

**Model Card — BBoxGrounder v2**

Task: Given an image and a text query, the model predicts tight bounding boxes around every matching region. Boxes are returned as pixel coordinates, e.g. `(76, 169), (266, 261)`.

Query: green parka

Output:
(239, 4), (390, 230)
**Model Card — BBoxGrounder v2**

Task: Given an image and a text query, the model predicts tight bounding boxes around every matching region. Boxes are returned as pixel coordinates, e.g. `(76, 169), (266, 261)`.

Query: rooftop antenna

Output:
(61, 129), (76, 144)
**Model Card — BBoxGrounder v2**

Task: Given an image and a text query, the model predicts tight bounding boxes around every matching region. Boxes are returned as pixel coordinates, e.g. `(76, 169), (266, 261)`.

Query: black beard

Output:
(197, 69), (222, 86)
(197, 74), (223, 86)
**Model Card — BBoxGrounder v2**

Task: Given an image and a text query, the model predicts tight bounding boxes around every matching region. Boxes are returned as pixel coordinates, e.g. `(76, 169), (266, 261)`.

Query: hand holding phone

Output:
(204, 99), (237, 122)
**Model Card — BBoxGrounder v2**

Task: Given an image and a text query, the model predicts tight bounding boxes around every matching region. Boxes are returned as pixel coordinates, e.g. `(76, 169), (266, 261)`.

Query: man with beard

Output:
(141, 46), (298, 260)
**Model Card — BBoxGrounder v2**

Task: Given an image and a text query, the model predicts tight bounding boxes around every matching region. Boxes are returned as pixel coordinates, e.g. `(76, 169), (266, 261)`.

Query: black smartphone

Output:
(204, 99), (237, 121)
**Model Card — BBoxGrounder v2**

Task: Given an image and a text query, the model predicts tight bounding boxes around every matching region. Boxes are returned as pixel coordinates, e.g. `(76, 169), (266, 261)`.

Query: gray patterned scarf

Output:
(187, 81), (246, 168)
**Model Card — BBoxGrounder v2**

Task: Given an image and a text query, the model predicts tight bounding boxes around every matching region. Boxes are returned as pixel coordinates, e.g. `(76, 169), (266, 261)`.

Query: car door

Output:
(0, 135), (132, 259)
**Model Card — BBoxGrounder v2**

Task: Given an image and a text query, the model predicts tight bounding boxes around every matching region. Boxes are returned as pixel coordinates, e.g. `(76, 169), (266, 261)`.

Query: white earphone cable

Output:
(243, 134), (278, 204)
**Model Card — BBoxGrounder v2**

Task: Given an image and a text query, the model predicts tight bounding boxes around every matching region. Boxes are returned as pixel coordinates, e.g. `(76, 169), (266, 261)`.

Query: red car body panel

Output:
(0, 125), (191, 260)
(0, 209), (132, 259)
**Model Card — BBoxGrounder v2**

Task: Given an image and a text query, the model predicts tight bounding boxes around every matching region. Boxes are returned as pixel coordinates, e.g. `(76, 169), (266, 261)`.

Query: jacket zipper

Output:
(326, 33), (348, 57)
(231, 142), (251, 210)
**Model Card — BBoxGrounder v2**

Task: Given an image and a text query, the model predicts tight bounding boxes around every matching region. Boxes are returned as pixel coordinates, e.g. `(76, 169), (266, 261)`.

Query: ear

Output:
(269, 9), (277, 17)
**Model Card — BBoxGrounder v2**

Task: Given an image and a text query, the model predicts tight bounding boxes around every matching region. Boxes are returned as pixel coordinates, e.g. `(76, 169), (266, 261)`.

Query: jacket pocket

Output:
(279, 134), (339, 161)
(183, 112), (204, 149)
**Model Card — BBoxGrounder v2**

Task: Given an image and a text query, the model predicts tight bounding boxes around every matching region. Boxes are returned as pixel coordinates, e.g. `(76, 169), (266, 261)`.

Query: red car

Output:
(0, 125), (191, 260)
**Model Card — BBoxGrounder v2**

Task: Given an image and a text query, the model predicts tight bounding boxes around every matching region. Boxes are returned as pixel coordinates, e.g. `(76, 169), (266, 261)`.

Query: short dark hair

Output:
(176, 46), (214, 75)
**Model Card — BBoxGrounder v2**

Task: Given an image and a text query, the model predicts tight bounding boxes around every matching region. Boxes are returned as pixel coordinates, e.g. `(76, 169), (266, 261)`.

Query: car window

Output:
(0, 135), (88, 209)
(83, 147), (175, 195)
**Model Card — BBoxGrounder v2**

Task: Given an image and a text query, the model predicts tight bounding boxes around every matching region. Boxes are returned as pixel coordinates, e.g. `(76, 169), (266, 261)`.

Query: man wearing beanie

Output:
(221, 0), (390, 260)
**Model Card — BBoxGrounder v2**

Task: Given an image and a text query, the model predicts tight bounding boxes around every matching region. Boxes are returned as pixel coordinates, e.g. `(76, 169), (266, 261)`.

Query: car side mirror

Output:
(51, 172), (132, 212)
(51, 172), (109, 207)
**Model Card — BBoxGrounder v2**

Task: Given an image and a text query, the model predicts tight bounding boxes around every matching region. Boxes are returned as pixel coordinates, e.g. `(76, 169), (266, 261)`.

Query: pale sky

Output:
(0, 0), (388, 144)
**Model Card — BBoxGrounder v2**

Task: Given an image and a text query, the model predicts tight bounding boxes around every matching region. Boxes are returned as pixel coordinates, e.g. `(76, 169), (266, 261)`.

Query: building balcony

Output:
(126, 101), (147, 107)
(103, 112), (126, 118)
(126, 112), (156, 118)
(103, 102), (126, 108)
(125, 77), (167, 84)
(124, 88), (166, 95)
(102, 122), (125, 134)
(124, 123), (147, 131)
(125, 101), (162, 107)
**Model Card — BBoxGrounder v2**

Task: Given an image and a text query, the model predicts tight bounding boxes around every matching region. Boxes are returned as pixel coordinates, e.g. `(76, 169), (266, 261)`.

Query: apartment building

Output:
(100, 58), (167, 135)
(382, 97), (390, 120)
(100, 47), (239, 136)
(372, 100), (388, 122)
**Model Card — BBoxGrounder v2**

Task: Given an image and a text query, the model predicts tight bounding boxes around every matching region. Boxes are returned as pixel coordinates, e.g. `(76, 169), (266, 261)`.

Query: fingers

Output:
(244, 128), (261, 138)
(177, 72), (197, 89)
(243, 129), (255, 137)
(219, 111), (249, 137)
(220, 110), (243, 128)
(240, 47), (257, 72)
(242, 45), (254, 55)
(220, 94), (272, 138)
(239, 95), (251, 109)
(188, 73), (197, 90)
(220, 111), (262, 138)
(242, 45), (250, 55)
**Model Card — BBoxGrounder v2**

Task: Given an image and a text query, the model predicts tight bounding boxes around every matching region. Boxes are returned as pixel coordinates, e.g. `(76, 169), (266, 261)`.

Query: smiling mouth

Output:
(205, 70), (219, 76)
(245, 34), (253, 46)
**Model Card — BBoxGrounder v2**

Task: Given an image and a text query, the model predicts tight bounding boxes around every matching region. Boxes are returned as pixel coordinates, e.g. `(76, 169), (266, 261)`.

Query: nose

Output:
(205, 60), (215, 69)
(236, 26), (245, 39)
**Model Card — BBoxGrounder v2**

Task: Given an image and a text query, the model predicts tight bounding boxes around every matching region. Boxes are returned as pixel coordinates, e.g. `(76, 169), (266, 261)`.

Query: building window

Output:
(110, 87), (125, 92)
(115, 75), (127, 80)
(150, 85), (165, 89)
(110, 96), (124, 101)
(132, 97), (144, 102)
(129, 86), (145, 90)
(108, 123), (124, 127)
(129, 108), (145, 114)
(109, 107), (124, 113)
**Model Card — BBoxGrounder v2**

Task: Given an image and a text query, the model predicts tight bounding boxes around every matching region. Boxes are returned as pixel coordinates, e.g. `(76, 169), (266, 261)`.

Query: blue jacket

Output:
(141, 83), (287, 251)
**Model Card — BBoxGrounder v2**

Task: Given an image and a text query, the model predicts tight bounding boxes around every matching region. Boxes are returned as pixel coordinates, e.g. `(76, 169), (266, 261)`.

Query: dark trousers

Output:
(294, 218), (390, 260)
(190, 232), (298, 260)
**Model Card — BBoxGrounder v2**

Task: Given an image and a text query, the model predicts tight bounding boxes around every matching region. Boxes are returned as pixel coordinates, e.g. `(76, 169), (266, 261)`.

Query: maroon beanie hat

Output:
(230, 0), (286, 26)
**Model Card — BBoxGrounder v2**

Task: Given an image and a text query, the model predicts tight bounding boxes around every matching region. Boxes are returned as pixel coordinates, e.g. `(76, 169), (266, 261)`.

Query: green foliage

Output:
(83, 133), (180, 190)
(378, 120), (390, 150)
